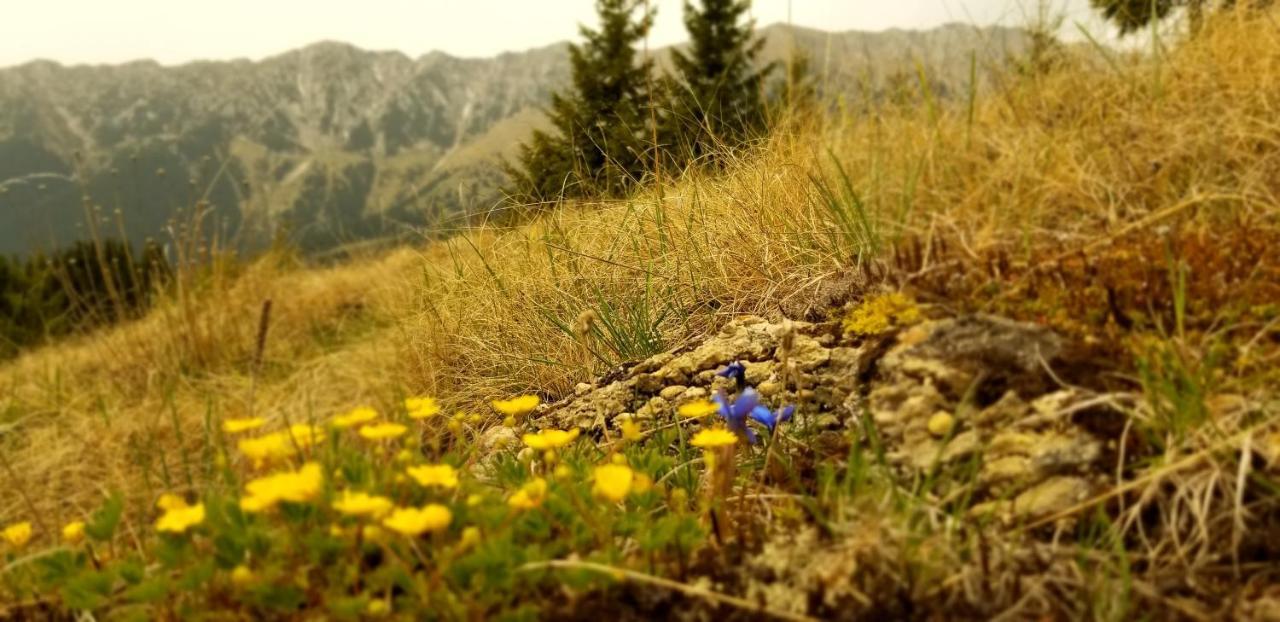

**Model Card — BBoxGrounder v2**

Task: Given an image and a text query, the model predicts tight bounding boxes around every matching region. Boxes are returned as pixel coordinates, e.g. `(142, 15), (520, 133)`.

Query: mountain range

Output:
(0, 23), (1031, 258)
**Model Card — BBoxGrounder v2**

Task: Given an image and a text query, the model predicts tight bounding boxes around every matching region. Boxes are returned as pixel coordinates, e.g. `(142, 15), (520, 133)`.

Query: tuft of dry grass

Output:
(2, 8), (1280, 614)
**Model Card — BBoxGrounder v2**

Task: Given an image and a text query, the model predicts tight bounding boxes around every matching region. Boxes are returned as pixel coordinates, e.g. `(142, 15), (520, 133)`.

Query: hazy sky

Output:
(1, 0), (1102, 68)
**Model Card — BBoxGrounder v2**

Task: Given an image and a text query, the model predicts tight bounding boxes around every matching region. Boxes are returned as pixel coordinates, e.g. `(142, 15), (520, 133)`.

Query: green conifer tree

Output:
(1091, 0), (1271, 35)
(663, 0), (775, 167)
(506, 0), (656, 203)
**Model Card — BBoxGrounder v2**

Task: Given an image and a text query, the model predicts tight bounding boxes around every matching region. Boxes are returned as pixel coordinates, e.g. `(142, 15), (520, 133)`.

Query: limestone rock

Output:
(534, 312), (1113, 525)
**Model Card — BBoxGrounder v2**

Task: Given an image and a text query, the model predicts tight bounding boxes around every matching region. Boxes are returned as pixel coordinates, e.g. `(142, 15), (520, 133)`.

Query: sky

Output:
(0, 0), (1104, 68)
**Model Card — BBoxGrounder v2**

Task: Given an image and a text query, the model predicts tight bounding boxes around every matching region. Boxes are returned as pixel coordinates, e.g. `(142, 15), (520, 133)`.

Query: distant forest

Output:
(0, 239), (168, 359)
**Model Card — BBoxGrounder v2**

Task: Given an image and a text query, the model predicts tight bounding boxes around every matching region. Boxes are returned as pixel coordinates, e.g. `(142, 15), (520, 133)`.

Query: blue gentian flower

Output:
(716, 362), (747, 389)
(712, 387), (759, 444)
(749, 404), (795, 433)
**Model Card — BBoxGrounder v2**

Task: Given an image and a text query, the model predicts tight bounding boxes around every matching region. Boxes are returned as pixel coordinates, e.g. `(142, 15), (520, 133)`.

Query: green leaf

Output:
(35, 550), (81, 585)
(111, 557), (146, 585)
(326, 596), (369, 621)
(60, 569), (114, 610)
(212, 533), (246, 569)
(248, 583), (306, 612)
(178, 559), (216, 591)
(85, 492), (125, 542)
(122, 578), (169, 604)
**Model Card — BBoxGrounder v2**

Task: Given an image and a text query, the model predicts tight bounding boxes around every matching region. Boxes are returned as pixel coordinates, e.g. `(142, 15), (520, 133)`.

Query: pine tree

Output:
(1091, 0), (1179, 33)
(1091, 0), (1271, 35)
(663, 0), (775, 167)
(506, 0), (656, 203)
(780, 49), (818, 115)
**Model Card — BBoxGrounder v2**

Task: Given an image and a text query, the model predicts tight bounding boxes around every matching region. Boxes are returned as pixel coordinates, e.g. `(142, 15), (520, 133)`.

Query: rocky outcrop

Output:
(536, 312), (1119, 522)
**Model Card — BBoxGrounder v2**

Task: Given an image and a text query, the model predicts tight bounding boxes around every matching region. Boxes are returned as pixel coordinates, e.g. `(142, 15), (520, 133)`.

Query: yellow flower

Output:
(237, 425), (322, 466)
(405, 397), (442, 420)
(156, 503), (205, 534)
(406, 464), (459, 489)
(678, 400), (720, 419)
(507, 478), (548, 510)
(466, 494), (484, 507)
(618, 416), (642, 441)
(366, 599), (390, 617)
(230, 565), (255, 587)
(333, 406), (378, 428)
(690, 428), (738, 449)
(241, 462), (324, 512)
(358, 423), (409, 441)
(333, 491), (394, 518)
(460, 526), (481, 549)
(240, 495), (273, 513)
(238, 434), (290, 465)
(633, 473), (653, 494)
(62, 520), (86, 544)
(2, 522), (33, 549)
(362, 525), (385, 542)
(592, 464), (634, 503)
(222, 417), (266, 434)
(287, 424), (323, 447)
(521, 428), (580, 451)
(492, 395), (540, 417)
(553, 464), (573, 480)
(383, 504), (452, 536)
(156, 493), (188, 511)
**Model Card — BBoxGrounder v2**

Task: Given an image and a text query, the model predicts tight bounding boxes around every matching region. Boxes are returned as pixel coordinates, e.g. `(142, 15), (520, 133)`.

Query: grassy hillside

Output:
(2, 10), (1279, 619)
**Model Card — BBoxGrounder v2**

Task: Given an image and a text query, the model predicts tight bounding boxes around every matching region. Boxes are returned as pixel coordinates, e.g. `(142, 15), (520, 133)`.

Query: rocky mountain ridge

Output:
(0, 23), (1030, 257)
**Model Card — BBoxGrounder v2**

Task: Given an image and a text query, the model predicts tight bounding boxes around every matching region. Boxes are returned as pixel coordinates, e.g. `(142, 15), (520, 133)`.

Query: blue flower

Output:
(716, 362), (747, 389)
(712, 387), (759, 444)
(749, 404), (795, 433)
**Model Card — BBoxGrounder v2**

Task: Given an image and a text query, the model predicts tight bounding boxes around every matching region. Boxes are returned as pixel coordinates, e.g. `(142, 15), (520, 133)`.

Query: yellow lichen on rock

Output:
(842, 293), (922, 336)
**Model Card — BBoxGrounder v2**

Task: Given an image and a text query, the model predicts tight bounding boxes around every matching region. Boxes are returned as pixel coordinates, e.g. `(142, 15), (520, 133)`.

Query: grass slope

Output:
(2, 9), (1279, 619)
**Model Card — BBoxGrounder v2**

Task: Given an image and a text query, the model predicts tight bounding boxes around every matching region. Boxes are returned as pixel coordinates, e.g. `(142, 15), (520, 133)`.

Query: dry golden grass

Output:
(2, 10), (1279, 590)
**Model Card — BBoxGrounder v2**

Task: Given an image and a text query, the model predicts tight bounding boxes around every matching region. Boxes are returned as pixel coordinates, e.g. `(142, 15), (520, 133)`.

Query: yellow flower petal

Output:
(62, 520), (86, 544)
(242, 462), (324, 512)
(332, 490), (394, 518)
(155, 503), (205, 533)
(222, 417), (267, 434)
(358, 423), (409, 441)
(690, 427), (738, 449)
(491, 395), (540, 417)
(618, 416), (642, 441)
(507, 478), (548, 510)
(406, 464), (459, 489)
(592, 464), (634, 503)
(521, 428), (580, 450)
(237, 425), (322, 466)
(156, 493), (189, 511)
(678, 399), (721, 419)
(382, 504), (452, 536)
(230, 564), (255, 587)
(333, 407), (379, 429)
(460, 526), (481, 549)
(2, 522), (33, 549)
(405, 397), (442, 420)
